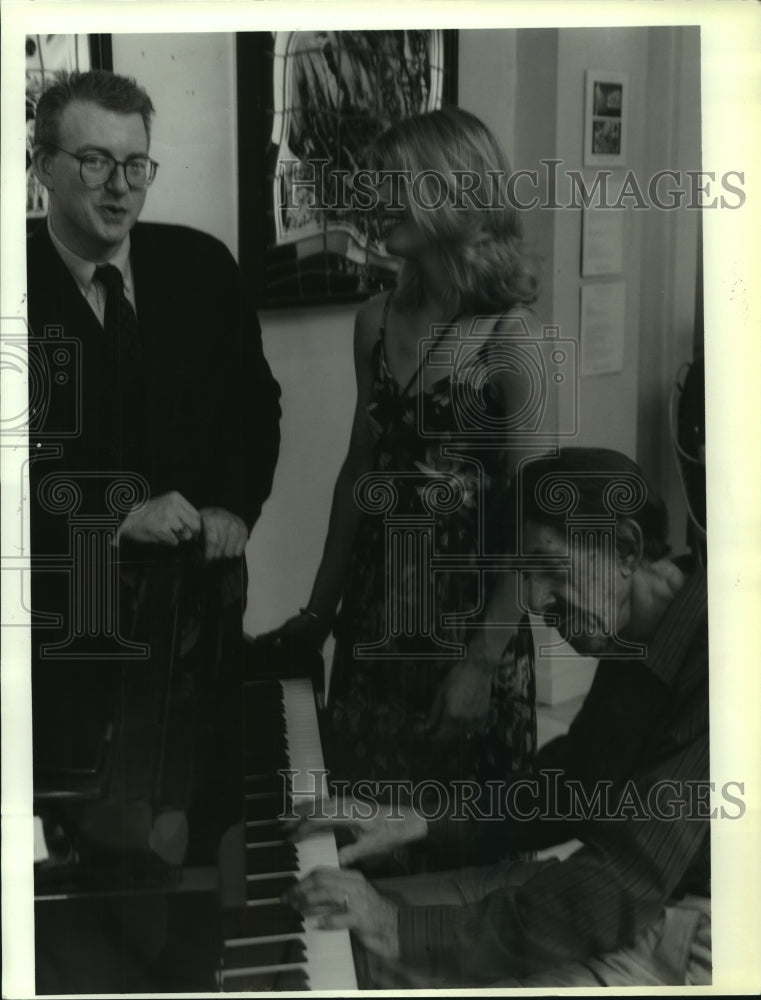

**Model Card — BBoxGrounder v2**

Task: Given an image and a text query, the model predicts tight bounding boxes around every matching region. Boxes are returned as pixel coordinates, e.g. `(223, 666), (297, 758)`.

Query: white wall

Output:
(244, 305), (356, 637)
(457, 30), (517, 173)
(551, 27), (650, 460)
(637, 26), (701, 552)
(112, 33), (238, 257)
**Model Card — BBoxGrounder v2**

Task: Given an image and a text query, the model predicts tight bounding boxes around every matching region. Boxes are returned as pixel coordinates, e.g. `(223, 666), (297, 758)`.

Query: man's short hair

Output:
(510, 447), (670, 562)
(33, 70), (155, 149)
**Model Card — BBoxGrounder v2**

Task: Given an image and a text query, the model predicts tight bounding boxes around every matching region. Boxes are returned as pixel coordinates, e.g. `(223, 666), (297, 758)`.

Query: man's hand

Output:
(117, 491), (202, 547)
(285, 796), (428, 866)
(421, 636), (495, 742)
(199, 507), (248, 562)
(283, 867), (400, 960)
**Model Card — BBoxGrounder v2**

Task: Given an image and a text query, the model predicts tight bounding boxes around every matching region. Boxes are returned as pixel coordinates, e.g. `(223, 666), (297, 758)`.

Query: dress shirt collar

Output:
(47, 217), (133, 299)
(643, 567), (708, 686)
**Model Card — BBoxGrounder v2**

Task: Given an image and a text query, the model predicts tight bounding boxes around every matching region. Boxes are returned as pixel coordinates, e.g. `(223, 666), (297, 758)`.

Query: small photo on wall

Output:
(584, 70), (627, 166)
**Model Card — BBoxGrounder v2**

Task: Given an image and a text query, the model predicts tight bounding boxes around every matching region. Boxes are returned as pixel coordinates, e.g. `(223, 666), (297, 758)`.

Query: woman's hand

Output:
(256, 609), (333, 651)
(285, 796), (428, 866)
(252, 610), (333, 706)
(283, 866), (400, 960)
(421, 633), (496, 742)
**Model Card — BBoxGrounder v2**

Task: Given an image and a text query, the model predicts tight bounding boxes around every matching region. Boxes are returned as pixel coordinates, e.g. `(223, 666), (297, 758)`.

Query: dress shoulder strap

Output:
(378, 291), (394, 342)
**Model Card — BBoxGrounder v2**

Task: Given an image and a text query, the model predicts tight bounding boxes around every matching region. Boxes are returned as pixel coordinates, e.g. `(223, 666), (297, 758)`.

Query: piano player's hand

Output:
(283, 866), (400, 960)
(285, 796), (428, 866)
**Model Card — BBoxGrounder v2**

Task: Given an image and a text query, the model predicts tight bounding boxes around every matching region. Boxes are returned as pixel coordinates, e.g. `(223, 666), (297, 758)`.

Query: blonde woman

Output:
(266, 108), (540, 795)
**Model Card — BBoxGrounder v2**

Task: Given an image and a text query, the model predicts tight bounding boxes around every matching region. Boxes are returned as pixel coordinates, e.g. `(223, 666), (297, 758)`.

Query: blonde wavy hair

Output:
(372, 107), (540, 314)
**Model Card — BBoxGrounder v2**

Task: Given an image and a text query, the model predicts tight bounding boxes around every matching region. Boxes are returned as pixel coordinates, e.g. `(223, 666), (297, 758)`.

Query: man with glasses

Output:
(26, 70), (281, 972)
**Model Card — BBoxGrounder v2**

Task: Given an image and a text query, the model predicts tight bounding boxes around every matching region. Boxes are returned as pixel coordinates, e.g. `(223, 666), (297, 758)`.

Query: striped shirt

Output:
(398, 569), (710, 981)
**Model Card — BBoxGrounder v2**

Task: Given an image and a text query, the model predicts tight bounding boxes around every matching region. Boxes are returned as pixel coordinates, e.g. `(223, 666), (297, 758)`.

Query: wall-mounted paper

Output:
(581, 206), (625, 276)
(580, 280), (626, 376)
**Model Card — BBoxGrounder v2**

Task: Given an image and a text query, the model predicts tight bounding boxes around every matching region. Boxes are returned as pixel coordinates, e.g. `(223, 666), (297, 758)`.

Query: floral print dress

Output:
(325, 297), (536, 789)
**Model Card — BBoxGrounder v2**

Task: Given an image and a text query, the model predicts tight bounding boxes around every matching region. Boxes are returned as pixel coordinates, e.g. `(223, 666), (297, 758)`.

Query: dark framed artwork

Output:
(25, 34), (112, 223)
(237, 30), (459, 309)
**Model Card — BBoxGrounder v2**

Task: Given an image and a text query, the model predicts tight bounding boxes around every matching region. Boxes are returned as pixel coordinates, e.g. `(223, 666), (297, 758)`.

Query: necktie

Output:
(94, 264), (145, 468)
(94, 263), (143, 367)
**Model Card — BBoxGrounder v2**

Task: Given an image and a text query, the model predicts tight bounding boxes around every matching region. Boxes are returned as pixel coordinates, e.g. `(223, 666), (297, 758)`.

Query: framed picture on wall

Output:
(237, 30), (458, 309)
(25, 34), (112, 224)
(583, 69), (627, 167)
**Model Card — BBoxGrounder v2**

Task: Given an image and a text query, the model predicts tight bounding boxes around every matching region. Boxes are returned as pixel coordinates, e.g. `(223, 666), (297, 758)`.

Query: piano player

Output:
(284, 448), (712, 989)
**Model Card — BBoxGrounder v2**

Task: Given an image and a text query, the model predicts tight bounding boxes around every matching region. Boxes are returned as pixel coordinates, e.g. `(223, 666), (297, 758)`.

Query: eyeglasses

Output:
(51, 145), (159, 189)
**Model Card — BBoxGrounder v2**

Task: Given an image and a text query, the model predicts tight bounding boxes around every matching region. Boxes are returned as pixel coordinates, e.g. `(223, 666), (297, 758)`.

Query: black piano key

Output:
(245, 822), (286, 845)
(245, 793), (289, 822)
(223, 937), (307, 970)
(244, 682), (285, 720)
(222, 902), (304, 939)
(244, 724), (284, 745)
(244, 677), (282, 696)
(245, 744), (289, 774)
(223, 968), (310, 991)
(245, 843), (298, 874)
(245, 713), (287, 740)
(245, 793), (294, 825)
(244, 683), (291, 777)
(246, 874), (297, 902)
(245, 773), (288, 796)
(244, 729), (280, 751)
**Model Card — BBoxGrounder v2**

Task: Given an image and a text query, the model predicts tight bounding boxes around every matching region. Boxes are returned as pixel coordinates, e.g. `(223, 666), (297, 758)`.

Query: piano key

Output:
(245, 843), (298, 874)
(221, 678), (357, 991)
(246, 874), (297, 902)
(245, 793), (287, 822)
(245, 821), (286, 845)
(222, 902), (304, 940)
(245, 742), (289, 772)
(245, 773), (287, 796)
(223, 937), (306, 968)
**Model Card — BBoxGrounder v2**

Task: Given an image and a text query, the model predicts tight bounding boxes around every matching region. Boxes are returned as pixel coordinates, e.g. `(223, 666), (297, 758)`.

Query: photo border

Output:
(2, 4), (760, 996)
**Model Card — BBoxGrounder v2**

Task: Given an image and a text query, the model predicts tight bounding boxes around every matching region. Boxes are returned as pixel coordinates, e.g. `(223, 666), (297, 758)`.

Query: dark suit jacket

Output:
(26, 220), (281, 533)
(26, 221), (281, 795)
